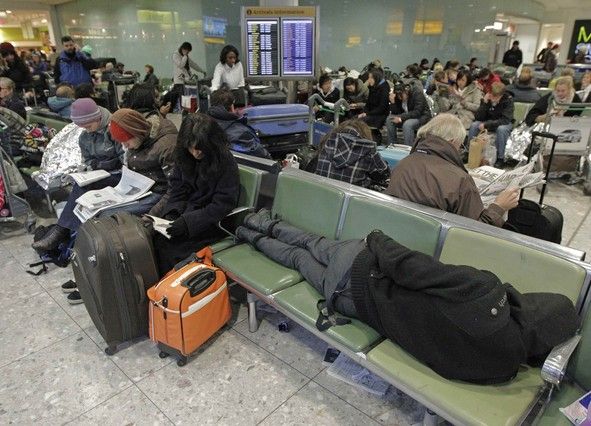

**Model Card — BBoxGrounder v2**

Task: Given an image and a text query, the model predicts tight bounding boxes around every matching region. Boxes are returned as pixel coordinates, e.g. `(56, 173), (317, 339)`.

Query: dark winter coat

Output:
(343, 79), (369, 108)
(506, 83), (541, 103)
(389, 86), (432, 125)
(350, 229), (578, 384)
(0, 57), (31, 91)
(525, 92), (582, 126)
(208, 106), (270, 159)
(143, 73), (160, 88)
(385, 135), (505, 227)
(162, 151), (239, 239)
(0, 94), (26, 119)
(363, 80), (390, 128)
(502, 48), (523, 68)
(474, 93), (514, 131)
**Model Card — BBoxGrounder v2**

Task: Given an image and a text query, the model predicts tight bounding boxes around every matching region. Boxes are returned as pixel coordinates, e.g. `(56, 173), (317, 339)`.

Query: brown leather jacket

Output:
(385, 135), (505, 227)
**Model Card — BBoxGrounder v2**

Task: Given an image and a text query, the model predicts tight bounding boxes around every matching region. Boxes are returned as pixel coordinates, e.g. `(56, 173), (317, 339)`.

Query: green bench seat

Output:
(339, 196), (441, 256)
(514, 102), (533, 126)
(214, 244), (302, 295)
(439, 228), (587, 304)
(27, 112), (70, 133)
(274, 282), (381, 352)
(367, 339), (544, 426)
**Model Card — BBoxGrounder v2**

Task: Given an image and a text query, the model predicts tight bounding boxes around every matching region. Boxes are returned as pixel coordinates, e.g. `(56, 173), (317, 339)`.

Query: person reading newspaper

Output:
(385, 114), (519, 227)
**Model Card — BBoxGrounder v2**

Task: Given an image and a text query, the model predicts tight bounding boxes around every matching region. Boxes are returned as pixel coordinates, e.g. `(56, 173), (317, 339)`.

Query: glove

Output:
(86, 159), (98, 170)
(164, 211), (180, 221)
(167, 217), (188, 239)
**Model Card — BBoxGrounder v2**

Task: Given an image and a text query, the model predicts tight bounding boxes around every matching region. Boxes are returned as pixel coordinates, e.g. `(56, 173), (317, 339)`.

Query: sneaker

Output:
(61, 280), (77, 294)
(67, 290), (84, 305)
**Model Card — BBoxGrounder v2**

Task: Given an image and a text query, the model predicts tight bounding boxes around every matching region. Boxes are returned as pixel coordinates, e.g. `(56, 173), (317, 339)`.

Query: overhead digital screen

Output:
(281, 19), (314, 76)
(246, 19), (280, 77)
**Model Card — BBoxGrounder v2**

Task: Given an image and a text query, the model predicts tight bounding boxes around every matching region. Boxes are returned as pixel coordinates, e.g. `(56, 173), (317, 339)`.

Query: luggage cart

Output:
(307, 94), (351, 146)
(542, 99), (591, 195)
(0, 147), (36, 232)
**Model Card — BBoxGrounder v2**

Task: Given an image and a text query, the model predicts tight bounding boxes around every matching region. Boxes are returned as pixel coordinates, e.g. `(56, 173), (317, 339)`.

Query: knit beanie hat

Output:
(70, 98), (101, 125)
(109, 108), (151, 143)
(0, 42), (15, 55)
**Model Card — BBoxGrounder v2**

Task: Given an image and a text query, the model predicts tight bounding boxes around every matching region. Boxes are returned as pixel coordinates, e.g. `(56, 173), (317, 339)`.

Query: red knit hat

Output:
(109, 120), (134, 142)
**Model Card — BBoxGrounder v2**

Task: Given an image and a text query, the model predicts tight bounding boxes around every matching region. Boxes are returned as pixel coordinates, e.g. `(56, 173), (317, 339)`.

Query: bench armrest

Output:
(541, 334), (582, 386)
(218, 206), (255, 237)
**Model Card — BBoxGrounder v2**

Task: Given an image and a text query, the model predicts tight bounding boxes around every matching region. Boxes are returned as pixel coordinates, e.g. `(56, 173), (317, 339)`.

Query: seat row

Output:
(216, 165), (591, 426)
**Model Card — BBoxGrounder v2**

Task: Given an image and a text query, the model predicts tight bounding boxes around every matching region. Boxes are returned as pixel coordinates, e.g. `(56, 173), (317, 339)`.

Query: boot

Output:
(236, 226), (265, 246)
(243, 208), (280, 235)
(32, 225), (70, 252)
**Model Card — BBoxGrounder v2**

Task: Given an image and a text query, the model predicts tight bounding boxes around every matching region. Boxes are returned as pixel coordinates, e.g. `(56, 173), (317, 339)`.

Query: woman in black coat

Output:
(358, 68), (390, 141)
(154, 113), (240, 275)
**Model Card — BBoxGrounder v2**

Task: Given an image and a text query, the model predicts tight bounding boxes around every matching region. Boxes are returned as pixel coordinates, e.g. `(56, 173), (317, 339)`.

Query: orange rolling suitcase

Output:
(147, 247), (232, 366)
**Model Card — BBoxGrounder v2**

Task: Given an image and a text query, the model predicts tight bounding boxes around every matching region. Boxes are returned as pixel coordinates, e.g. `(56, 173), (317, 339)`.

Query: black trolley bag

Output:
(506, 131), (564, 244)
(71, 212), (159, 355)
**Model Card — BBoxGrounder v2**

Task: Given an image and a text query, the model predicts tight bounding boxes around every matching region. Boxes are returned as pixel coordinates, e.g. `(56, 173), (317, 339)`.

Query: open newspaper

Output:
(145, 215), (173, 239)
(469, 159), (545, 208)
(73, 166), (154, 223)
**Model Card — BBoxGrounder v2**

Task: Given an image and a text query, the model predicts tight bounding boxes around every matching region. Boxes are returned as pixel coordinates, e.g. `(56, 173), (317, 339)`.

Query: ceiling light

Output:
(6, 10), (11, 14)
(41, 19), (47, 23)
(475, 29), (481, 32)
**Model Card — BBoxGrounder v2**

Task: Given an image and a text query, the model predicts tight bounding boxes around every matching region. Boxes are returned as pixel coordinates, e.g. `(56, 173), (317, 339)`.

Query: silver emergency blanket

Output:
(504, 122), (547, 162)
(32, 123), (84, 190)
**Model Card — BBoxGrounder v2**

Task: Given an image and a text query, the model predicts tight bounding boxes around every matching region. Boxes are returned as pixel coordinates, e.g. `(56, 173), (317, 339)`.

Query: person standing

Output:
(54, 36), (96, 86)
(211, 45), (245, 92)
(543, 44), (560, 73)
(502, 41), (523, 68)
(537, 41), (553, 63)
(171, 42), (205, 109)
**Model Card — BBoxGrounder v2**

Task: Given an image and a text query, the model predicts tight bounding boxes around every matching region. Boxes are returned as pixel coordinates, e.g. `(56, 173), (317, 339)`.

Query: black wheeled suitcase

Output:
(72, 212), (160, 354)
(506, 131), (564, 244)
(249, 86), (287, 106)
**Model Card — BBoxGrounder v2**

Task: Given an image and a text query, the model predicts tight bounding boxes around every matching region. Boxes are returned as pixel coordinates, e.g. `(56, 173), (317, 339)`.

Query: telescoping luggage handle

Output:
(524, 130), (558, 206)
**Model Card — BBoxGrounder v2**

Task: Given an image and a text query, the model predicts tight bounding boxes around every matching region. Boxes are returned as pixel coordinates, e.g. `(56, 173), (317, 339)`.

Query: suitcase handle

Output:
(183, 269), (216, 297)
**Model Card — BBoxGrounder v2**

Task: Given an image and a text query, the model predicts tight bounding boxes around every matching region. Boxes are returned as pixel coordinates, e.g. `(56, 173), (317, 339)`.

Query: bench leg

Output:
(247, 292), (259, 333)
(422, 409), (439, 426)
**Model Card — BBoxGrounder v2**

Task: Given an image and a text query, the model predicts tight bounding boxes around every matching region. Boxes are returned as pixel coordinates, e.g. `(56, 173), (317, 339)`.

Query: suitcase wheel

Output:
(158, 351), (169, 359)
(104, 346), (117, 356)
(177, 357), (188, 367)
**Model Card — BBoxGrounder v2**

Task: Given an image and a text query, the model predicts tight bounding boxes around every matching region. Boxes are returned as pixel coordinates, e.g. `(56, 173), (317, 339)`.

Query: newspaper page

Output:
(469, 161), (545, 207)
(145, 215), (173, 239)
(73, 166), (155, 222)
(66, 170), (111, 187)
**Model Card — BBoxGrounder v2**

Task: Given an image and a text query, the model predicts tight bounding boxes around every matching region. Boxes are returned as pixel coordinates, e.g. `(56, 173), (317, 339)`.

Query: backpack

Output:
(28, 225), (75, 275)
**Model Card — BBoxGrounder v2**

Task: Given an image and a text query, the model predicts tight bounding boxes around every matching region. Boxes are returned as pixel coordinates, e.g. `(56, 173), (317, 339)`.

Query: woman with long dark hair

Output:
(153, 113), (240, 274)
(357, 67), (390, 143)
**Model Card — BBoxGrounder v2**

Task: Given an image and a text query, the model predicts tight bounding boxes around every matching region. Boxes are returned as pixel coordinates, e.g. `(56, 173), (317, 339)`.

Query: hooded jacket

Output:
(474, 93), (514, 131)
(315, 128), (389, 188)
(125, 116), (177, 216)
(78, 107), (124, 171)
(0, 57), (31, 91)
(447, 83), (483, 129)
(349, 230), (578, 384)
(208, 106), (270, 159)
(506, 82), (541, 104)
(385, 135), (505, 227)
(54, 50), (94, 86)
(47, 96), (74, 119)
(343, 79), (369, 108)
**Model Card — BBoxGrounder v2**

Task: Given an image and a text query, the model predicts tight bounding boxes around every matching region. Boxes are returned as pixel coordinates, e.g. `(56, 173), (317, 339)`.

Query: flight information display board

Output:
(246, 19), (279, 77)
(242, 6), (318, 80)
(281, 19), (314, 76)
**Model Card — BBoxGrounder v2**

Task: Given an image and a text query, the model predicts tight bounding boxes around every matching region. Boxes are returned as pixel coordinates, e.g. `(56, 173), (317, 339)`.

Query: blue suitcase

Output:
(377, 145), (411, 169)
(243, 104), (310, 157)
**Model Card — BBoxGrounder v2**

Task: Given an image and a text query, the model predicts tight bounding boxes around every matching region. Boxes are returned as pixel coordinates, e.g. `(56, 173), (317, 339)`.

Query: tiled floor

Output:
(0, 181), (589, 425)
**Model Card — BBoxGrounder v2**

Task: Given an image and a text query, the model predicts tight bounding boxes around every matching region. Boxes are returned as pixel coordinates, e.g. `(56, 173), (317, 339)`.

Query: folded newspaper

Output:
(145, 215), (172, 239)
(469, 159), (545, 208)
(74, 166), (154, 223)
(65, 169), (111, 187)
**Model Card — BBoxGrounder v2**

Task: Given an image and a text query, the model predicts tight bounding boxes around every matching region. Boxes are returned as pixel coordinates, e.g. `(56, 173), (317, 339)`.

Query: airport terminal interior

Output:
(1, 0), (591, 425)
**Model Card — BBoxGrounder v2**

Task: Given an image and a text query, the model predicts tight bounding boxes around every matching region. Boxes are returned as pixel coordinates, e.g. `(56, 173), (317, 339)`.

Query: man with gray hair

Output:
(385, 113), (519, 227)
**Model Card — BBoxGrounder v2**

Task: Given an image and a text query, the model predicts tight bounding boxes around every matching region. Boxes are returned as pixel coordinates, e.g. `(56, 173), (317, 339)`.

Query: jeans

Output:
(386, 117), (420, 146)
(253, 221), (365, 318)
(58, 173), (161, 232)
(468, 122), (513, 160)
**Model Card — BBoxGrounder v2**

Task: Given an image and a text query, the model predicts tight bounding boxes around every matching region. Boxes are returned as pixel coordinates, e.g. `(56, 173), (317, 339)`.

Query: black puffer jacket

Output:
(389, 86), (432, 125)
(350, 230), (578, 384)
(474, 93), (514, 131)
(162, 151), (239, 239)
